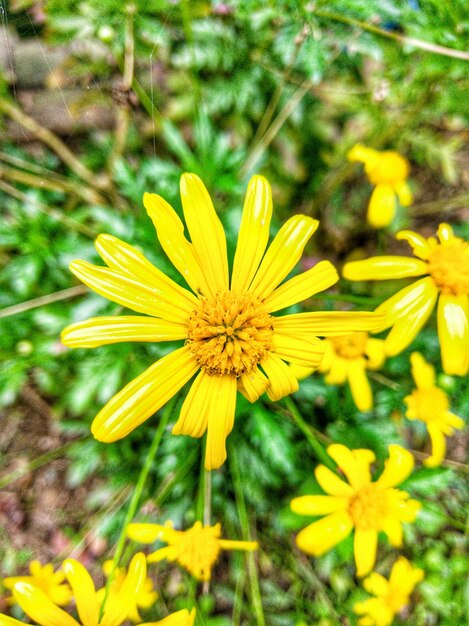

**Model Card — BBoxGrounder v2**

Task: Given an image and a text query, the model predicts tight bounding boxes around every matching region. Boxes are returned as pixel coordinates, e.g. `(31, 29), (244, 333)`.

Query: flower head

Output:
(127, 520), (258, 581)
(354, 557), (424, 626)
(343, 223), (469, 375)
(0, 553), (150, 626)
(61, 173), (383, 469)
(318, 332), (386, 411)
(290, 444), (420, 577)
(348, 144), (412, 229)
(405, 352), (464, 467)
(3, 560), (72, 607)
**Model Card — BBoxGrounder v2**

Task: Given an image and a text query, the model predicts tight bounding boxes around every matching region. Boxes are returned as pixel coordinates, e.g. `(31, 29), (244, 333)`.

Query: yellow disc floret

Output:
(329, 332), (368, 359)
(365, 151), (409, 186)
(348, 484), (389, 531)
(187, 291), (273, 376)
(427, 236), (469, 296)
(405, 386), (449, 424)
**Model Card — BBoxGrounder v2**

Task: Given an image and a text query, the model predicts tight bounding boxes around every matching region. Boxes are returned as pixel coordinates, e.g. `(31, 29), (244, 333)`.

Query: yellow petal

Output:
(265, 261), (338, 313)
(231, 175), (273, 293)
(173, 370), (211, 438)
(180, 173), (229, 295)
(381, 516), (403, 547)
(239, 367), (269, 403)
(62, 560), (99, 626)
(343, 256), (427, 281)
(348, 144), (377, 164)
(409, 352), (435, 389)
(95, 234), (198, 312)
(12, 583), (79, 626)
(364, 338), (386, 370)
(205, 374), (237, 470)
(315, 465), (354, 497)
(436, 222), (454, 243)
(273, 311), (385, 336)
(143, 192), (212, 296)
(290, 495), (348, 516)
(101, 554), (147, 626)
(325, 357), (347, 385)
(363, 572), (390, 597)
(295, 511), (353, 556)
(327, 444), (375, 490)
(0, 616), (27, 626)
(367, 184), (397, 229)
(346, 359), (373, 412)
(272, 332), (324, 368)
(248, 215), (319, 297)
(289, 363), (315, 381)
(437, 293), (469, 376)
(143, 608), (196, 626)
(389, 557), (424, 593)
(377, 445), (414, 488)
(218, 539), (258, 552)
(127, 523), (166, 544)
(424, 424), (446, 468)
(376, 276), (436, 326)
(61, 316), (188, 348)
(394, 180), (413, 207)
(396, 230), (431, 260)
(92, 347), (199, 442)
(354, 528), (378, 577)
(260, 353), (299, 401)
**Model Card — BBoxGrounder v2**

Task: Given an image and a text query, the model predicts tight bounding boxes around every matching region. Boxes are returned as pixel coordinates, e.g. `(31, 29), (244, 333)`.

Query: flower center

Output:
(173, 522), (221, 581)
(427, 238), (469, 295)
(405, 387), (449, 424)
(186, 291), (274, 376)
(330, 332), (368, 359)
(366, 152), (409, 185)
(348, 484), (389, 530)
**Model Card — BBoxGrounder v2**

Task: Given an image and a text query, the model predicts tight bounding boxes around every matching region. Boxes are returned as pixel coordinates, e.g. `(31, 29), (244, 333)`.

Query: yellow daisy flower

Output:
(61, 173), (383, 469)
(95, 560), (158, 623)
(348, 144), (412, 229)
(354, 556), (424, 626)
(343, 223), (469, 376)
(0, 553), (149, 626)
(3, 560), (72, 607)
(127, 520), (258, 582)
(290, 444), (420, 577)
(143, 609), (196, 626)
(318, 332), (386, 411)
(405, 352), (464, 468)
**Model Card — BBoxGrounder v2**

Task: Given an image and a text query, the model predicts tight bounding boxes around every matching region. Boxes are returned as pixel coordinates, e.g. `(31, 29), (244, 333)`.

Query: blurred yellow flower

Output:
(147, 609), (196, 626)
(405, 352), (464, 468)
(348, 144), (412, 229)
(127, 520), (258, 581)
(343, 223), (469, 376)
(354, 556), (424, 626)
(290, 444), (420, 577)
(96, 560), (158, 623)
(62, 173), (383, 470)
(0, 553), (149, 626)
(318, 332), (386, 411)
(3, 560), (72, 607)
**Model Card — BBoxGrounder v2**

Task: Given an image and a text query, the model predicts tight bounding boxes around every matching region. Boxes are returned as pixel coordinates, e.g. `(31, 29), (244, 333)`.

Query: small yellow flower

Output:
(354, 557), (424, 626)
(147, 609), (196, 626)
(3, 560), (72, 607)
(343, 223), (469, 376)
(95, 560), (158, 623)
(61, 173), (383, 469)
(318, 332), (386, 411)
(405, 352), (464, 468)
(348, 144), (412, 229)
(0, 553), (150, 626)
(290, 444), (420, 577)
(127, 520), (258, 581)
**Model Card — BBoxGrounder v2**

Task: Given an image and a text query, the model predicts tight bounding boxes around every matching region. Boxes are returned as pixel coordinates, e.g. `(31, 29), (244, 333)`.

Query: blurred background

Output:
(0, 1), (468, 624)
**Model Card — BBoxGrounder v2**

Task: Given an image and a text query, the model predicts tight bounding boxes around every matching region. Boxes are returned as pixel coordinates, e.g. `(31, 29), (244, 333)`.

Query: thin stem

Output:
(229, 445), (265, 626)
(410, 192), (469, 216)
(0, 286), (88, 320)
(203, 469), (212, 528)
(282, 396), (335, 471)
(99, 397), (175, 619)
(180, 0), (201, 105)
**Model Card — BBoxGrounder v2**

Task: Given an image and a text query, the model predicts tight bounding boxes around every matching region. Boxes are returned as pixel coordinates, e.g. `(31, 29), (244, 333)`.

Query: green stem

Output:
(229, 445), (265, 626)
(282, 396), (336, 471)
(99, 397), (175, 619)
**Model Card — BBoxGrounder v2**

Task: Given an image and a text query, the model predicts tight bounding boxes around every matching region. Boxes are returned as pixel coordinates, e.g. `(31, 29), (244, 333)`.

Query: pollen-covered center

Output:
(330, 332), (368, 359)
(366, 152), (409, 185)
(427, 238), (469, 295)
(174, 522), (221, 581)
(348, 484), (389, 530)
(186, 291), (274, 376)
(405, 387), (449, 424)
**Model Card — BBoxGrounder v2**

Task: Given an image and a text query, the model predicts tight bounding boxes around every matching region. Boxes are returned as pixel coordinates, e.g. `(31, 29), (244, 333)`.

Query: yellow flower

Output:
(318, 332), (386, 411)
(354, 557), (424, 626)
(405, 352), (464, 468)
(3, 560), (72, 607)
(95, 560), (158, 623)
(348, 144), (412, 229)
(290, 444), (420, 577)
(0, 553), (149, 626)
(61, 173), (383, 469)
(144, 609), (196, 626)
(127, 520), (258, 581)
(343, 223), (469, 376)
